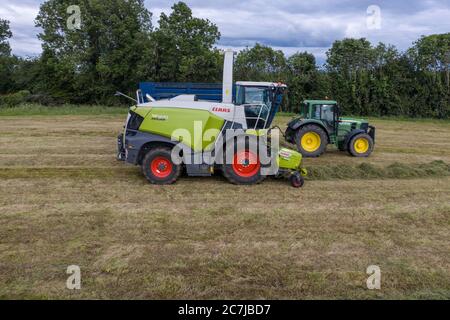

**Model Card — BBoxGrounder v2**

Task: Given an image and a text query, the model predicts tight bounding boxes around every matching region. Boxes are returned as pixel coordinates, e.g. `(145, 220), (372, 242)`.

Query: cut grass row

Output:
(1, 160), (448, 181)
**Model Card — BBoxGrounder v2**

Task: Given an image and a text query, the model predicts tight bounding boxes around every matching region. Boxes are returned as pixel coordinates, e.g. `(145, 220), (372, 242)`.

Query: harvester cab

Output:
(285, 100), (376, 158)
(234, 81), (287, 130)
(117, 49), (306, 187)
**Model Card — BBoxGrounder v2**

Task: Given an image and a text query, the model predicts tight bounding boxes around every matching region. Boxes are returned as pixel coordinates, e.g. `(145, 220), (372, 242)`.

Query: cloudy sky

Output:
(1, 0), (449, 64)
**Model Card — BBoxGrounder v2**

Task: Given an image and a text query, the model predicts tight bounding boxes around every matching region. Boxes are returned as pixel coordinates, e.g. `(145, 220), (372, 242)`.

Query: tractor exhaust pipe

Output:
(222, 49), (234, 104)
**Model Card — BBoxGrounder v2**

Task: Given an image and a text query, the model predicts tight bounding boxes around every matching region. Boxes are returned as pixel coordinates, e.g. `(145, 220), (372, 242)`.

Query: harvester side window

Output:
(238, 86), (272, 129)
(244, 105), (269, 129)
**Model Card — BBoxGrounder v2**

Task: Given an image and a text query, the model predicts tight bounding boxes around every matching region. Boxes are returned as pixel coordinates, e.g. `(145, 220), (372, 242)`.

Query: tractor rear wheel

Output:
(348, 133), (374, 157)
(295, 125), (327, 157)
(222, 139), (265, 185)
(142, 147), (181, 184)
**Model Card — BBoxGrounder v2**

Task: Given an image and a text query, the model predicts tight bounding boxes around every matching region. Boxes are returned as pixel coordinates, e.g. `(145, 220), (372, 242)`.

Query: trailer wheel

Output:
(142, 147), (181, 184)
(348, 133), (374, 157)
(295, 125), (327, 157)
(222, 138), (265, 185)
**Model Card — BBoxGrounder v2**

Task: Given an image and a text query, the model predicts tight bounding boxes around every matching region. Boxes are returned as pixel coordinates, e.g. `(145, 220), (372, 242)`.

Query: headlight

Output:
(127, 111), (144, 130)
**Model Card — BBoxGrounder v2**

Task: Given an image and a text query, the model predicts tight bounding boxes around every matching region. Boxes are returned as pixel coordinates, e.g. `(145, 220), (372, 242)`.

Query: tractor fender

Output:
(287, 117), (304, 131)
(286, 119), (330, 144)
(343, 129), (366, 150)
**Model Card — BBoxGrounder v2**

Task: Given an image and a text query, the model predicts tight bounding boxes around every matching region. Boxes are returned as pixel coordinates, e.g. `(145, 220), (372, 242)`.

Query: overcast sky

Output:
(1, 0), (449, 64)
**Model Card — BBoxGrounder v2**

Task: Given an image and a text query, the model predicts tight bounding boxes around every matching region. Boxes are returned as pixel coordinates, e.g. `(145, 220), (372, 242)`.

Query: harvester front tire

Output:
(348, 133), (374, 157)
(142, 147), (181, 185)
(295, 125), (327, 157)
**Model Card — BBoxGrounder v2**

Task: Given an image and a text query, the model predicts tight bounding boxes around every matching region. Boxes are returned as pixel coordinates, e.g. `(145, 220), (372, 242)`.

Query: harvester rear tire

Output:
(142, 147), (181, 185)
(222, 137), (265, 185)
(295, 125), (327, 157)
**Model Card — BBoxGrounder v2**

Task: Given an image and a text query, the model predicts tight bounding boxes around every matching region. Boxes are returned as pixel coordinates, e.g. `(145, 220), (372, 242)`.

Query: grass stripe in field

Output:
(0, 104), (128, 116)
(0, 161), (448, 181)
(0, 167), (139, 179)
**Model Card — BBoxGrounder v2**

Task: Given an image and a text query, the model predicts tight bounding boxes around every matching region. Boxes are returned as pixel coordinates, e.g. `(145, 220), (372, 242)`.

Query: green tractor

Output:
(285, 100), (376, 157)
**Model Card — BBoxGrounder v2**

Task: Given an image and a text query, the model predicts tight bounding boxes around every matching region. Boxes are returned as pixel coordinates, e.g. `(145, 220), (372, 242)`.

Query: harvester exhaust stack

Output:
(222, 49), (234, 104)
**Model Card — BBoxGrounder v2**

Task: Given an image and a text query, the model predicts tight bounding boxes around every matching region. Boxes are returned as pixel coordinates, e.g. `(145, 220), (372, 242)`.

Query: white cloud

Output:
(0, 1), (41, 57)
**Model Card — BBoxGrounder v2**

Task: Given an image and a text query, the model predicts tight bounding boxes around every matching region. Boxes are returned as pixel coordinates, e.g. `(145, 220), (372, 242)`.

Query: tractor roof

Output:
(236, 81), (287, 88)
(304, 99), (337, 104)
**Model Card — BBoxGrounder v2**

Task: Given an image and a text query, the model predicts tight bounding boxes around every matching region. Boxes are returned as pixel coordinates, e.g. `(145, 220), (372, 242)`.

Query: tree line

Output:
(0, 0), (448, 118)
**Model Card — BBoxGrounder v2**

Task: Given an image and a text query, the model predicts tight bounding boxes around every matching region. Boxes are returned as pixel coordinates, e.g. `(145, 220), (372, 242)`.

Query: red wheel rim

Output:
(232, 150), (260, 178)
(150, 156), (173, 178)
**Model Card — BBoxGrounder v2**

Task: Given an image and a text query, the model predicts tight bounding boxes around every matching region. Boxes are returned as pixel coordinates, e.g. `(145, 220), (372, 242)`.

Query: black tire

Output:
(141, 147), (181, 184)
(222, 137), (266, 185)
(290, 172), (305, 188)
(294, 124), (328, 157)
(348, 133), (374, 157)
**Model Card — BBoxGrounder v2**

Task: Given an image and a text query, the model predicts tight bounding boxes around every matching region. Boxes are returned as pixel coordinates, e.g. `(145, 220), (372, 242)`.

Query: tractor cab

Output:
(235, 81), (287, 129)
(299, 100), (340, 136)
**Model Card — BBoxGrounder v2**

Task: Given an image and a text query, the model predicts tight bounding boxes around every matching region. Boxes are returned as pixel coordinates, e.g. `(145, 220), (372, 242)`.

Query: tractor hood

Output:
(339, 117), (368, 125)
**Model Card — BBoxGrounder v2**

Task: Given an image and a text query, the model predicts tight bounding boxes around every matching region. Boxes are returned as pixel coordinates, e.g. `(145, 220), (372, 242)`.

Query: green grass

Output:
(2, 104), (449, 122)
(0, 103), (129, 116)
(0, 110), (449, 299)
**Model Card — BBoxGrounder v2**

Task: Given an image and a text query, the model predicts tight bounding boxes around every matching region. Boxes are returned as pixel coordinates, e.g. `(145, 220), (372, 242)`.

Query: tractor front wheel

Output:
(348, 133), (374, 157)
(142, 147), (181, 184)
(295, 125), (327, 157)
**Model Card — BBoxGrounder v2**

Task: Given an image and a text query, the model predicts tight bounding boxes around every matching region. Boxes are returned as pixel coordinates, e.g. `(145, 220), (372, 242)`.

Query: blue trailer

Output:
(138, 82), (235, 103)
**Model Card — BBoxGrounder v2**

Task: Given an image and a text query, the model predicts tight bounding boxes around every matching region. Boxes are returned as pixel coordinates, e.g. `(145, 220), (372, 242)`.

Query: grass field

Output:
(0, 108), (449, 299)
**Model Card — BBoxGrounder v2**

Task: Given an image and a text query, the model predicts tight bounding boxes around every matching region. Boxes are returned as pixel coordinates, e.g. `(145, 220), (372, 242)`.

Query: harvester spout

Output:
(222, 49), (234, 104)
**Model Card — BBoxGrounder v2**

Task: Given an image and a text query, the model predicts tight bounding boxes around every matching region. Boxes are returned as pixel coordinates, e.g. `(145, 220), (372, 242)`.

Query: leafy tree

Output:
(234, 43), (287, 82)
(407, 33), (450, 118)
(326, 38), (376, 115)
(286, 52), (326, 112)
(0, 19), (12, 56)
(151, 2), (221, 82)
(35, 0), (153, 103)
(0, 19), (13, 94)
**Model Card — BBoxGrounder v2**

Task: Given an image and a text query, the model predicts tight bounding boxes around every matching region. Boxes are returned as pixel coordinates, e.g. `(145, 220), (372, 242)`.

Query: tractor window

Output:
(321, 105), (334, 123)
(320, 104), (336, 130)
(313, 105), (321, 119)
(299, 103), (308, 118)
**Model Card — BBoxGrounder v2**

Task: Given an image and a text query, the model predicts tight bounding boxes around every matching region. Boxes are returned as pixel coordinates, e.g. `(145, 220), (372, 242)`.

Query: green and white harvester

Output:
(118, 50), (307, 187)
